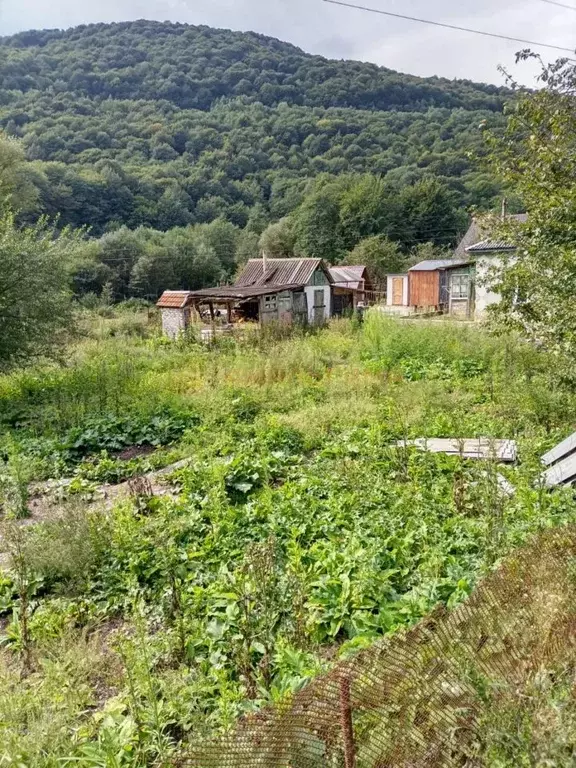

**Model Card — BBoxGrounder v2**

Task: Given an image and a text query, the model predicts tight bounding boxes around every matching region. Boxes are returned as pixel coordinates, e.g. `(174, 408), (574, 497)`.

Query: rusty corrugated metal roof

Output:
(186, 284), (306, 301)
(235, 258), (330, 287)
(156, 291), (195, 309)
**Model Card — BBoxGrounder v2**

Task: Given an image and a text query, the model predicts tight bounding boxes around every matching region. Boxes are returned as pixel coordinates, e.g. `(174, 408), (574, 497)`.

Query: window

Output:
(264, 294), (277, 311)
(450, 272), (471, 300)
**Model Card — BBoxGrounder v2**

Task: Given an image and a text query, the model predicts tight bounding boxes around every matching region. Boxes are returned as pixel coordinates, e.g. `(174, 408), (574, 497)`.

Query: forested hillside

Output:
(0, 21), (507, 111)
(0, 21), (515, 302)
(0, 21), (508, 237)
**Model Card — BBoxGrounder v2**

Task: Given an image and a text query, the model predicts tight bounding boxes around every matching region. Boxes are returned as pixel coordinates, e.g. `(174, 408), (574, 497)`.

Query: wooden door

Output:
(392, 277), (404, 306)
(313, 289), (326, 325)
(277, 291), (293, 324)
(292, 291), (308, 324)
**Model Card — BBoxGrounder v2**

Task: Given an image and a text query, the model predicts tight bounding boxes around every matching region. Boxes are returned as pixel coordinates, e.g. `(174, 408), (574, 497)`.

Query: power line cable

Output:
(322, 0), (576, 53)
(536, 0), (576, 11)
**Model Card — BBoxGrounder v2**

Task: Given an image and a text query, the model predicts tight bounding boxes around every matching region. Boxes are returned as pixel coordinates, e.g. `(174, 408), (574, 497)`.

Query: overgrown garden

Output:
(1, 313), (576, 764)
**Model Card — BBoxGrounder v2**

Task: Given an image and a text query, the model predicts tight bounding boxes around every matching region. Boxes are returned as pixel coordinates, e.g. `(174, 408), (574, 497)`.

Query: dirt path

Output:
(0, 458), (192, 568)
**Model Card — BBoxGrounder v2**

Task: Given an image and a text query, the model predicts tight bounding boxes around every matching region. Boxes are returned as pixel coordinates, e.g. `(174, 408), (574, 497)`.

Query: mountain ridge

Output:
(0, 19), (508, 113)
(0, 20), (507, 235)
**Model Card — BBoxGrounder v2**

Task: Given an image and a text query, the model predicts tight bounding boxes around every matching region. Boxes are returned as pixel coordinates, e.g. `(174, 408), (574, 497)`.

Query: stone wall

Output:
(161, 308), (187, 339)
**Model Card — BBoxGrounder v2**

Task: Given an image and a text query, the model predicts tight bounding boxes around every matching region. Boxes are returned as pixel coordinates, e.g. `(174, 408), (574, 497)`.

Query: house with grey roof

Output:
(458, 212), (527, 319)
(383, 208), (527, 320)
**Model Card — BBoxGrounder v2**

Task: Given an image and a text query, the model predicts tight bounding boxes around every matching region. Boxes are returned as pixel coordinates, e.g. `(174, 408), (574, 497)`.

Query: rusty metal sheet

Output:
(235, 259), (326, 287)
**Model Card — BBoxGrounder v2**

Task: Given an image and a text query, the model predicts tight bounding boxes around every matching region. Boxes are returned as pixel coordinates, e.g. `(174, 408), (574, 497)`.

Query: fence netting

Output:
(181, 526), (576, 767)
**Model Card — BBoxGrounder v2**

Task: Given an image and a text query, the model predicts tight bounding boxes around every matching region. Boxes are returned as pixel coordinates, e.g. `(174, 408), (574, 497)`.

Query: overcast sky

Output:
(0, 0), (574, 85)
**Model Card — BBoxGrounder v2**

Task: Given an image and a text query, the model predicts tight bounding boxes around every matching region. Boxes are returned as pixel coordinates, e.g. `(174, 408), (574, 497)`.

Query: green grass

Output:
(0, 311), (576, 765)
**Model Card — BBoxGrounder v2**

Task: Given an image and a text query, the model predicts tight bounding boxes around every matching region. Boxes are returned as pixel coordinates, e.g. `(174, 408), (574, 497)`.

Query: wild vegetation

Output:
(1, 16), (576, 763)
(485, 55), (576, 373)
(1, 312), (576, 764)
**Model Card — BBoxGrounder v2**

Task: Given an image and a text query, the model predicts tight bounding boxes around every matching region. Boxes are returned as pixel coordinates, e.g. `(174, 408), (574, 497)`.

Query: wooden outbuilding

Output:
(157, 258), (337, 336)
(231, 257), (334, 325)
(157, 258), (376, 337)
(329, 265), (372, 316)
(408, 260), (470, 313)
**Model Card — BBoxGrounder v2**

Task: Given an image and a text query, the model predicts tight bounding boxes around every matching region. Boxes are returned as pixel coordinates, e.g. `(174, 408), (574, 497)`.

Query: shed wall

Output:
(386, 275), (408, 307)
(409, 271), (440, 308)
(161, 308), (188, 339)
(304, 284), (331, 324)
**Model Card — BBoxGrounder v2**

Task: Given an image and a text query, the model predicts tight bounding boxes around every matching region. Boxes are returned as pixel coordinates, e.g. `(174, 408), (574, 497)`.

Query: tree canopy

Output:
(486, 55), (576, 369)
(0, 216), (76, 368)
(0, 21), (508, 236)
(0, 21), (508, 113)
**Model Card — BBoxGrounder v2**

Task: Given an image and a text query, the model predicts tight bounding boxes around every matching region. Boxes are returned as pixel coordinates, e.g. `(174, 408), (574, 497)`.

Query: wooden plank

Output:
(541, 431), (576, 467)
(409, 271), (439, 308)
(392, 277), (404, 305)
(541, 453), (576, 487)
(396, 438), (517, 463)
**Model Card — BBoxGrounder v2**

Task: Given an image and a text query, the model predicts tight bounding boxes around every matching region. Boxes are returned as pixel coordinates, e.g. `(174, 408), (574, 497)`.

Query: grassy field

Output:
(1, 311), (576, 765)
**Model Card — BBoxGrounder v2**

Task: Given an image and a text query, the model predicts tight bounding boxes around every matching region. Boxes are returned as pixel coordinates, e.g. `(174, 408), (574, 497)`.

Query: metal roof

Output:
(185, 283), (306, 302)
(409, 259), (471, 272)
(329, 265), (366, 290)
(456, 213), (527, 257)
(455, 219), (484, 260)
(542, 454), (576, 487)
(466, 240), (517, 254)
(156, 291), (195, 309)
(235, 258), (331, 288)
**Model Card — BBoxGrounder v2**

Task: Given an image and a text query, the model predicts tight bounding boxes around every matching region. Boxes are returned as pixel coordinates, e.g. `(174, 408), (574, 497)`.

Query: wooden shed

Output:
(408, 260), (470, 312)
(329, 265), (371, 316)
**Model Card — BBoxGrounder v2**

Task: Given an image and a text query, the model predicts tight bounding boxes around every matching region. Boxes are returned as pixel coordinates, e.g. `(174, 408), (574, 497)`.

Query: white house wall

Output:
(304, 284), (332, 323)
(475, 256), (504, 320)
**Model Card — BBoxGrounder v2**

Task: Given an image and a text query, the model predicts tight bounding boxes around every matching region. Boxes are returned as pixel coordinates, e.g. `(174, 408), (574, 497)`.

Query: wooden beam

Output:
(395, 438), (517, 463)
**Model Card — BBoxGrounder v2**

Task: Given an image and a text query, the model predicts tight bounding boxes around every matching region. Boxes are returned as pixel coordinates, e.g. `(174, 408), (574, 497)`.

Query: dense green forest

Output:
(0, 20), (511, 298)
(0, 21), (507, 110)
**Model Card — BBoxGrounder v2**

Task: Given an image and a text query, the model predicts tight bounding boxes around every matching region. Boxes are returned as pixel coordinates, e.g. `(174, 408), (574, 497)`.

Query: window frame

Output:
(450, 272), (471, 300)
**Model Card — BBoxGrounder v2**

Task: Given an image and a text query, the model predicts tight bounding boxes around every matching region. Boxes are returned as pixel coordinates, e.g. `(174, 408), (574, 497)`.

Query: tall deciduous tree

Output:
(0, 215), (75, 368)
(341, 235), (406, 285)
(292, 187), (344, 262)
(0, 133), (39, 215)
(259, 217), (296, 259)
(487, 55), (576, 363)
